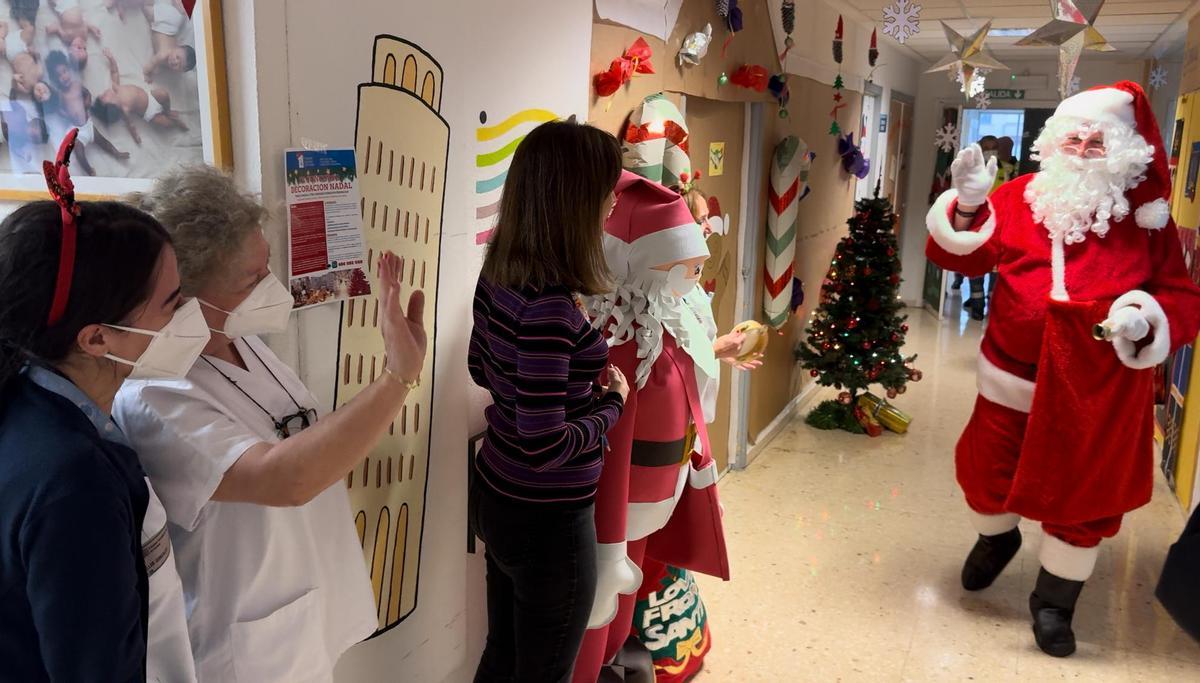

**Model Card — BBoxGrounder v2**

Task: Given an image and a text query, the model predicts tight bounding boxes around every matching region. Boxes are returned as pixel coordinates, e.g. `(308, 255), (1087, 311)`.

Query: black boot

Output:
(961, 527), (1022, 591)
(1029, 568), (1085, 657)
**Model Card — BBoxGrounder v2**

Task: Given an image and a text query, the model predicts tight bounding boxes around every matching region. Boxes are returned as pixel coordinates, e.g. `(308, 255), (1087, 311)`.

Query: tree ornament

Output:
(897, 385), (907, 394)
(811, 369), (820, 377)
(718, 72), (730, 86)
(887, 388), (898, 399)
(909, 369), (924, 382)
(838, 392), (853, 405)
(901, 324), (909, 333)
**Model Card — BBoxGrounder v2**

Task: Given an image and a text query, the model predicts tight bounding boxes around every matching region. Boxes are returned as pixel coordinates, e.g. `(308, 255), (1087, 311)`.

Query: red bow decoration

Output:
(594, 37), (655, 97)
(624, 119), (689, 149)
(730, 64), (769, 92)
(44, 128), (81, 326)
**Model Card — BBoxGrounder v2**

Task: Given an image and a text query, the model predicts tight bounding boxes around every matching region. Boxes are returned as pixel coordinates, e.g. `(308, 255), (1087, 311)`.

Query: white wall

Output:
(897, 58), (1157, 307)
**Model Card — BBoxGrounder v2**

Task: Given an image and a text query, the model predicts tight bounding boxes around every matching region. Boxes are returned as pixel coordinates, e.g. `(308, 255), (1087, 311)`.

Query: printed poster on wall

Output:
(284, 148), (372, 309)
(708, 142), (725, 176)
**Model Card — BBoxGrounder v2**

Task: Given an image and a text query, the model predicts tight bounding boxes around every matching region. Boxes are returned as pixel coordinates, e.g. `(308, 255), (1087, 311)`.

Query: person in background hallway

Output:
(952, 135), (1000, 320)
(468, 119), (630, 683)
(114, 166), (428, 682)
(1, 132), (201, 682)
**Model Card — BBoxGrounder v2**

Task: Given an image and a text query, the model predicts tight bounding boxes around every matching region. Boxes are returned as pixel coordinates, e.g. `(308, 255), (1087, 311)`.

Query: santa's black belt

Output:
(630, 438), (688, 467)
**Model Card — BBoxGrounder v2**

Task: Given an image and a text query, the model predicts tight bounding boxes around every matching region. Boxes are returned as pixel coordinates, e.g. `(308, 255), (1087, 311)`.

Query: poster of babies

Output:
(0, 0), (203, 184)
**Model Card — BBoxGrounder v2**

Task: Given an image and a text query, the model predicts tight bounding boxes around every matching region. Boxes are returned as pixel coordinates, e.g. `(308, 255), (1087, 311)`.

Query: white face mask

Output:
(105, 298), (211, 380)
(201, 273), (293, 338)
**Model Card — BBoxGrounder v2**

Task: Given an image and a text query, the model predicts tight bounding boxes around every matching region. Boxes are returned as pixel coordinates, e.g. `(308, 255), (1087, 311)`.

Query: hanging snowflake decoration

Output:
(882, 0), (922, 45)
(1150, 64), (1168, 90)
(974, 90), (991, 110)
(934, 123), (959, 153)
(1066, 76), (1082, 96)
(966, 70), (987, 97)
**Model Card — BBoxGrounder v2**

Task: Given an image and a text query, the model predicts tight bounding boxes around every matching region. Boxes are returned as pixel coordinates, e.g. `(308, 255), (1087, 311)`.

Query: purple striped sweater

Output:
(468, 278), (624, 503)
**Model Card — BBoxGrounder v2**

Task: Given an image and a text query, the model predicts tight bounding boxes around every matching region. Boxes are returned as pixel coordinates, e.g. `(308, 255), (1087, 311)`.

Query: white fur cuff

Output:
(1109, 290), (1171, 370)
(588, 541), (644, 628)
(977, 354), (1035, 414)
(968, 509), (1021, 536)
(1039, 534), (1100, 581)
(1135, 198), (1170, 230)
(926, 189), (997, 256)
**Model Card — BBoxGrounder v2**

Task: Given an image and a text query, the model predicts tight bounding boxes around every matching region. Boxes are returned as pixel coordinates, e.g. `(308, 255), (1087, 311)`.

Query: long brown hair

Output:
(482, 119), (621, 295)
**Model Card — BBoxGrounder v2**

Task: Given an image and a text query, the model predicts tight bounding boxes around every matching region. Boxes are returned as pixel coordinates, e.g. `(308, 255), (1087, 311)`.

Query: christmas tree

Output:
(797, 186), (921, 432)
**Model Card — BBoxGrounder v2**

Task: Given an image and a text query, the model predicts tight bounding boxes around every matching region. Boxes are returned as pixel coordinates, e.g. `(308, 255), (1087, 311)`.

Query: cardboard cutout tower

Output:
(336, 35), (448, 632)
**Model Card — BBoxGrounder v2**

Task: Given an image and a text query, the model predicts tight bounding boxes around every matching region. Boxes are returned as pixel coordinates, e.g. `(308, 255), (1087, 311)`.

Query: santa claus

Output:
(926, 81), (1200, 657)
(572, 94), (731, 682)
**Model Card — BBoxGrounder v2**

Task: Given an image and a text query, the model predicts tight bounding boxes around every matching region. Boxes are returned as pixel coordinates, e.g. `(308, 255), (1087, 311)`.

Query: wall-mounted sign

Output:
(879, 114), (889, 133)
(709, 142), (726, 176)
(985, 88), (1026, 100)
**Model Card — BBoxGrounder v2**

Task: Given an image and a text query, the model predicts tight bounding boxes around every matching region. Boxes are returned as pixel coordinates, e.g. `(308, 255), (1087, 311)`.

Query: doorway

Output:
(682, 96), (746, 473)
(885, 91), (915, 233)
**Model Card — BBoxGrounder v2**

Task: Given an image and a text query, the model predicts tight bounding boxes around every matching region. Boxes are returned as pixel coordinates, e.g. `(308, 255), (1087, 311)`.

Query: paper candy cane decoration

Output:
(763, 136), (813, 328)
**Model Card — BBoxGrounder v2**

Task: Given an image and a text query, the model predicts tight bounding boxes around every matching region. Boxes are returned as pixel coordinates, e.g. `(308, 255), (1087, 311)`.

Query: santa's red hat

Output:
(603, 170), (708, 284)
(1052, 80), (1171, 231)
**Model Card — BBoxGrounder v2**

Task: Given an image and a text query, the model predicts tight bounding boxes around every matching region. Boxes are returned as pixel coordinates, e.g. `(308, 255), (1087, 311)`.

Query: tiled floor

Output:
(693, 299), (1200, 682)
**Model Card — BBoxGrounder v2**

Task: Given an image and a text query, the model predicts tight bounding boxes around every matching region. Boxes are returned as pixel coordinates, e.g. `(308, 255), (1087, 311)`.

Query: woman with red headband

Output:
(0, 132), (207, 681)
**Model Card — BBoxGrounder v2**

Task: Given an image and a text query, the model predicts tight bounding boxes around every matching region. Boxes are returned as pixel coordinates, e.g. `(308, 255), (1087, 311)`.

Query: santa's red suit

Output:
(574, 170), (729, 682)
(926, 81), (1200, 657)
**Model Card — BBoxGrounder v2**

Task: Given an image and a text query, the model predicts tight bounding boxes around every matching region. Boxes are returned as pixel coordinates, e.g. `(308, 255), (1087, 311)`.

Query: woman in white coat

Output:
(113, 166), (428, 682)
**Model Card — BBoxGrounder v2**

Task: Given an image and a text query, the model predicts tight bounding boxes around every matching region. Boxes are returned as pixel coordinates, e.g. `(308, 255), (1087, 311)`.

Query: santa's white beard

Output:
(1025, 152), (1143, 244)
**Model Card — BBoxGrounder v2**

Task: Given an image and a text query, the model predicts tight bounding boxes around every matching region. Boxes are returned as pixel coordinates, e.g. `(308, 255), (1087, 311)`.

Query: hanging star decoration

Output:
(1016, 1), (1114, 98)
(926, 21), (1008, 100)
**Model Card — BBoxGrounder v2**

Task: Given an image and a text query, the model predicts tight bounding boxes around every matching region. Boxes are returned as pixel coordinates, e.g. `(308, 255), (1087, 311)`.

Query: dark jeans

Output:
(470, 479), (598, 683)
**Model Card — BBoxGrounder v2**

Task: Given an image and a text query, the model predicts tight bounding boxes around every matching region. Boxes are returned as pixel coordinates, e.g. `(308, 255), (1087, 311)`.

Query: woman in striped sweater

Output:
(468, 119), (630, 683)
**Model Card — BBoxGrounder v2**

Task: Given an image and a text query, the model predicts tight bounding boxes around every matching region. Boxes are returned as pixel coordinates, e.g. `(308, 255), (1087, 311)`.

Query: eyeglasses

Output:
(1060, 136), (1106, 159)
(273, 408), (318, 439)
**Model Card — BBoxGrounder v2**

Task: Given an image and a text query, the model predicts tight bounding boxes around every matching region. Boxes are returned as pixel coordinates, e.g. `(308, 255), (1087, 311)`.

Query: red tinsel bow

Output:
(624, 119), (689, 148)
(44, 128), (81, 326)
(594, 37), (655, 97)
(730, 64), (769, 92)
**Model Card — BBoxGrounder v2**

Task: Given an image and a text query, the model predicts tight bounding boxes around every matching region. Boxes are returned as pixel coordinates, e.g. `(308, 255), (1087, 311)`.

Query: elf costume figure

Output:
(573, 96), (729, 683)
(926, 81), (1200, 657)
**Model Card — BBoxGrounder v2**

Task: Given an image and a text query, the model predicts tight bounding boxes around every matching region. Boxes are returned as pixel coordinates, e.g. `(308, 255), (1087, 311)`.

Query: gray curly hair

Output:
(128, 166), (268, 295)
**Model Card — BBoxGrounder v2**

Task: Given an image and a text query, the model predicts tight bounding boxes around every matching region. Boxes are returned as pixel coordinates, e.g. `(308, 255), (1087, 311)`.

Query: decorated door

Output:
(683, 96), (745, 473)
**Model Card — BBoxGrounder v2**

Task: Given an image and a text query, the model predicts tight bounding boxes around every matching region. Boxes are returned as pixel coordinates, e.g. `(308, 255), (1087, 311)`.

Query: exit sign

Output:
(985, 88), (1026, 100)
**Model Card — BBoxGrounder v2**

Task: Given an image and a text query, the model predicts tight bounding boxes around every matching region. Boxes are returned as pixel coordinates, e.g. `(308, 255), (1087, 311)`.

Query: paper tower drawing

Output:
(337, 35), (448, 632)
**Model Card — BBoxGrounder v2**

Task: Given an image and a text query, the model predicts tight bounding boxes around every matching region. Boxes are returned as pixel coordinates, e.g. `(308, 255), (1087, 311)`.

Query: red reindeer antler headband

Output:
(44, 128), (81, 326)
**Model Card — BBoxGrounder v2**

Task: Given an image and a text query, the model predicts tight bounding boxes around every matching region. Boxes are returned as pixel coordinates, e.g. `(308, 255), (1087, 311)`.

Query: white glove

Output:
(1105, 306), (1151, 342)
(950, 144), (999, 207)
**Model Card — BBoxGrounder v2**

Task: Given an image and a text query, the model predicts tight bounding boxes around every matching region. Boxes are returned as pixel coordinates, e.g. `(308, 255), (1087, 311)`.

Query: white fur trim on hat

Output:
(977, 354), (1035, 413)
(1109, 290), (1171, 370)
(968, 509), (1021, 536)
(926, 189), (996, 256)
(1054, 87), (1136, 129)
(1039, 534), (1100, 582)
(1135, 198), (1170, 230)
